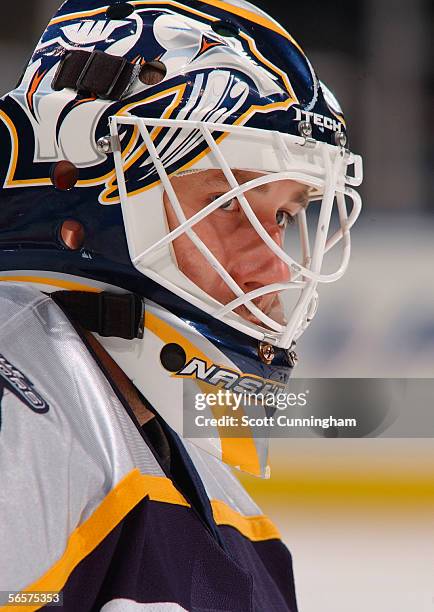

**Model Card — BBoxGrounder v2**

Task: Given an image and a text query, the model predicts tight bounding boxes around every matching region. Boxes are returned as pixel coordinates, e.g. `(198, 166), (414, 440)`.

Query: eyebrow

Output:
(204, 172), (311, 208)
(290, 187), (311, 209)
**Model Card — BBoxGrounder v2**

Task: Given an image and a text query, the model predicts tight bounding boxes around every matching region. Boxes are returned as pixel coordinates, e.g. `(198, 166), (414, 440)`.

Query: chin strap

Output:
(51, 291), (145, 340)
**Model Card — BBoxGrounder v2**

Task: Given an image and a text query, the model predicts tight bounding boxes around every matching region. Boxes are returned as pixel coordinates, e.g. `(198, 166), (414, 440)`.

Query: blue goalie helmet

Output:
(0, 0), (362, 476)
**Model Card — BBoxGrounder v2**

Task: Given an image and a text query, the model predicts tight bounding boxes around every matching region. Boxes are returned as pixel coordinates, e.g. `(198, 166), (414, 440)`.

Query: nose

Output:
(230, 224), (290, 294)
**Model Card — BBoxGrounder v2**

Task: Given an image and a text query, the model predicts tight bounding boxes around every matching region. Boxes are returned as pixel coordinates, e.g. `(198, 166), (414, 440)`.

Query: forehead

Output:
(173, 169), (310, 203)
(203, 169), (263, 186)
(176, 169), (307, 188)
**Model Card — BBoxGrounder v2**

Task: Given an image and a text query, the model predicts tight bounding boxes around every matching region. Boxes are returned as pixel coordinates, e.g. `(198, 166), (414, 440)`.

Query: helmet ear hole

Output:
(139, 61), (167, 86)
(160, 343), (187, 372)
(106, 2), (134, 20)
(211, 20), (239, 37)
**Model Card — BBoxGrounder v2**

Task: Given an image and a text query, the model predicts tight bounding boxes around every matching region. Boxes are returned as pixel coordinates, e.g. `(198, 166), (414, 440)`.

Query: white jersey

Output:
(0, 283), (297, 611)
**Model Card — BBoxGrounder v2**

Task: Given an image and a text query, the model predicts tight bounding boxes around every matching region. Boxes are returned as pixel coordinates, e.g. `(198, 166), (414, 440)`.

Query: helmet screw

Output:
(334, 130), (347, 147)
(298, 120), (312, 138)
(96, 136), (113, 154)
(258, 341), (275, 365)
(287, 350), (298, 367)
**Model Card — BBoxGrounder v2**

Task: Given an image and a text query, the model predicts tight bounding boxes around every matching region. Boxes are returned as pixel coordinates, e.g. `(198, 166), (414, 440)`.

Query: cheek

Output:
(171, 234), (197, 271)
(163, 190), (231, 281)
(171, 222), (232, 292)
(174, 217), (228, 263)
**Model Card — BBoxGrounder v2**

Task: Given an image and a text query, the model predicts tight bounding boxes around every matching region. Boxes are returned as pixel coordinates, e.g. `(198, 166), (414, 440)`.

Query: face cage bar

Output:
(109, 116), (362, 348)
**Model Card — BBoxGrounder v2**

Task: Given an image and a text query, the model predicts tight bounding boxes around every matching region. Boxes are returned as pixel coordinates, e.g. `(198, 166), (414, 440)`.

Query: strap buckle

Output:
(96, 292), (145, 340)
(51, 291), (145, 339)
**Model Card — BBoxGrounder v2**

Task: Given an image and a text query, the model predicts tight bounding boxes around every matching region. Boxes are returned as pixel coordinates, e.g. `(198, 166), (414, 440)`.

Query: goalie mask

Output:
(0, 0), (362, 476)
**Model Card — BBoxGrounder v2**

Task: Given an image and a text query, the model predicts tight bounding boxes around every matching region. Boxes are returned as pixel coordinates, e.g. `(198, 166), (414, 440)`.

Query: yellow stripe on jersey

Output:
(211, 499), (281, 542)
(2, 470), (280, 611)
(3, 470), (188, 612)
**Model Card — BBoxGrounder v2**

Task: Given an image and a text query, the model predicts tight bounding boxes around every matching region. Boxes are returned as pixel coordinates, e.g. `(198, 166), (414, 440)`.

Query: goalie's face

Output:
(163, 169), (309, 326)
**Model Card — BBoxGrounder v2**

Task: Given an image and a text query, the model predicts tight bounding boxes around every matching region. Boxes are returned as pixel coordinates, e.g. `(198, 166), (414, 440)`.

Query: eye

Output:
(211, 195), (238, 211)
(276, 210), (295, 228)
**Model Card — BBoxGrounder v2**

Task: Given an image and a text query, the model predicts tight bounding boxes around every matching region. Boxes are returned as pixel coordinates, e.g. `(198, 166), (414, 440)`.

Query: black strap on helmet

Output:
(51, 291), (145, 339)
(52, 49), (137, 100)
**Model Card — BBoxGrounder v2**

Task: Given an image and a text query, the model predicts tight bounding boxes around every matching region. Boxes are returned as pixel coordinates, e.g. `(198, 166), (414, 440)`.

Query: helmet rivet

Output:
(334, 130), (347, 147)
(60, 219), (85, 250)
(298, 120), (312, 138)
(50, 160), (79, 191)
(258, 342), (275, 365)
(96, 136), (112, 154)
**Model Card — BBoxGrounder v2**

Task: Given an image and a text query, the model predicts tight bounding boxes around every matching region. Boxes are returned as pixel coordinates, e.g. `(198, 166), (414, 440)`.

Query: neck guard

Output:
(53, 290), (296, 477)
